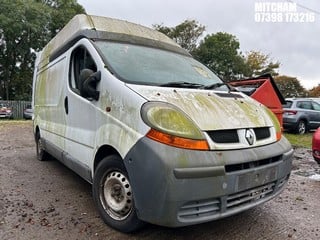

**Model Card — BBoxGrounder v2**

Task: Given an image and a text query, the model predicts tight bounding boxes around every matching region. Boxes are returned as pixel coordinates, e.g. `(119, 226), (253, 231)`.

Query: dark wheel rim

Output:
(100, 171), (133, 220)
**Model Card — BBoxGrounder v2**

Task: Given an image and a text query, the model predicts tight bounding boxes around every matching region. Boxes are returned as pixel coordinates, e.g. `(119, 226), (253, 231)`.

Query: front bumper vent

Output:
(178, 176), (288, 222)
(225, 155), (282, 173)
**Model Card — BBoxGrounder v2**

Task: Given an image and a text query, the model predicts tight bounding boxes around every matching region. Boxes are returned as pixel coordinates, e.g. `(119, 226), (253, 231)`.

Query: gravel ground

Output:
(0, 121), (319, 240)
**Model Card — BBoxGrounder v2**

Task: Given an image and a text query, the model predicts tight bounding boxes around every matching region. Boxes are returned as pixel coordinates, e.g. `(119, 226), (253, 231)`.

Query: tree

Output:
(243, 50), (280, 77)
(153, 19), (205, 53)
(45, 0), (86, 38)
(0, 0), (85, 100)
(309, 85), (320, 97)
(274, 75), (308, 98)
(154, 21), (282, 82)
(193, 32), (246, 81)
(0, 0), (51, 100)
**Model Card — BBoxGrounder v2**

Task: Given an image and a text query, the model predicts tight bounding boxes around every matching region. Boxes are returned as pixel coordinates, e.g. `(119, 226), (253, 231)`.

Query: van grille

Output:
(207, 127), (271, 144)
(225, 155), (282, 173)
(177, 176), (288, 222)
(226, 182), (275, 209)
(208, 129), (239, 143)
(254, 127), (270, 139)
(178, 199), (220, 220)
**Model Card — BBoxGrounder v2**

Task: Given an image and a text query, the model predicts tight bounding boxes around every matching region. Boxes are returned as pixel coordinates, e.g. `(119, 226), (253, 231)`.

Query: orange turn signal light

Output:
(276, 131), (282, 141)
(146, 129), (209, 150)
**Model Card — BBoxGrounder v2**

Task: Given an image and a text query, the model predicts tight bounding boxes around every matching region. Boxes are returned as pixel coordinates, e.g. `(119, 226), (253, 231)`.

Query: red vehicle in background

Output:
(0, 103), (13, 119)
(312, 128), (320, 164)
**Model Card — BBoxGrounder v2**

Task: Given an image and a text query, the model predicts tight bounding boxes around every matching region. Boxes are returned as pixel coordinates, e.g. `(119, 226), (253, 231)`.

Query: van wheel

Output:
(35, 132), (49, 161)
(93, 155), (144, 233)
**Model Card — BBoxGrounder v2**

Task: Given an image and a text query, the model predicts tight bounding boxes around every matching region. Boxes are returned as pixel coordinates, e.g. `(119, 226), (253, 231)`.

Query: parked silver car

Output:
(283, 98), (320, 134)
(23, 105), (33, 120)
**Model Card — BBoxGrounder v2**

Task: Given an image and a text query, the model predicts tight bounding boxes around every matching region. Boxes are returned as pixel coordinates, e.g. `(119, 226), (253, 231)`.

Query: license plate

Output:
(237, 167), (277, 191)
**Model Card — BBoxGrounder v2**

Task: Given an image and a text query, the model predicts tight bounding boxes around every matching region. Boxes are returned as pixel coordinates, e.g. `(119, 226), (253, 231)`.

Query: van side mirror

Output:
(79, 69), (101, 101)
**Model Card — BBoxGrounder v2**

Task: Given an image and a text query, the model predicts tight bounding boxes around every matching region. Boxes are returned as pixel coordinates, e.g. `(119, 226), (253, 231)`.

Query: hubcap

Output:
(100, 171), (133, 220)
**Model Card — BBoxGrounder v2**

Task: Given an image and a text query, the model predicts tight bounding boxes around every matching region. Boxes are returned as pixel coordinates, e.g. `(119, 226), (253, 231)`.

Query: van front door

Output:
(64, 44), (99, 181)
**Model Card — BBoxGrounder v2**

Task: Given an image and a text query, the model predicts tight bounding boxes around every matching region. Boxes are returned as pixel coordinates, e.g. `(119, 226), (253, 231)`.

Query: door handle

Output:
(64, 96), (69, 114)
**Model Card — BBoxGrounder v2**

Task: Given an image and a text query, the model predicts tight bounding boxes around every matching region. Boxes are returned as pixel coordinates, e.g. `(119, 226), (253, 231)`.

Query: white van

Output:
(33, 14), (293, 232)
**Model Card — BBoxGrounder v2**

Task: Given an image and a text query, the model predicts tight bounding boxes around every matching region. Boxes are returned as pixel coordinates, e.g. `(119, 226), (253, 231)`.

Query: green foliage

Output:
(275, 75), (308, 98)
(45, 0), (85, 38)
(153, 20), (205, 53)
(243, 51), (280, 77)
(0, 0), (85, 100)
(154, 21), (282, 82)
(193, 32), (246, 81)
(0, 0), (51, 100)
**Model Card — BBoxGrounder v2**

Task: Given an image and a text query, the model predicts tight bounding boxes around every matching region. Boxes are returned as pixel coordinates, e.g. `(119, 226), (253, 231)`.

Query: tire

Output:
(295, 120), (307, 134)
(35, 131), (49, 161)
(93, 155), (144, 233)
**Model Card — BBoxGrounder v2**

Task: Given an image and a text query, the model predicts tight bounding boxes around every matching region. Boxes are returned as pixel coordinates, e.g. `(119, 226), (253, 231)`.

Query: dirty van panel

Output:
(35, 56), (67, 151)
(94, 79), (150, 162)
(128, 85), (273, 130)
(65, 42), (100, 171)
(36, 58), (66, 106)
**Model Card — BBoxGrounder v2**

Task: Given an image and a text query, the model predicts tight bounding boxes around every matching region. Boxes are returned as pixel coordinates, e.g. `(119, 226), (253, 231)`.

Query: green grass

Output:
(284, 132), (312, 149)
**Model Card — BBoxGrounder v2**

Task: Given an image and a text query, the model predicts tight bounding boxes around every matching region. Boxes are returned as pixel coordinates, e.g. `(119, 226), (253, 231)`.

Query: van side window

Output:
(69, 47), (97, 95)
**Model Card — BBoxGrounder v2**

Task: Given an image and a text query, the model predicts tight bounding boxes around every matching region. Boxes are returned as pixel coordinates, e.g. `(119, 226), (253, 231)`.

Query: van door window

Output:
(69, 47), (97, 96)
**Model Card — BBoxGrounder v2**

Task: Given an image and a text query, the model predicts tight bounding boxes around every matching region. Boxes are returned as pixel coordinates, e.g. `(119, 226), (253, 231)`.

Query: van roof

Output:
(38, 14), (189, 69)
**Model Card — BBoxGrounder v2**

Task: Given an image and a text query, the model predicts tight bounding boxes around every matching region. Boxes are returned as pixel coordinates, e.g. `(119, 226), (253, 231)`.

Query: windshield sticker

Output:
(193, 66), (210, 79)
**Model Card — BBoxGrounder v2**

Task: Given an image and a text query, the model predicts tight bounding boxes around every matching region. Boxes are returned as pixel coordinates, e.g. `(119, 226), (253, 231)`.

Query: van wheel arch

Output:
(35, 127), (49, 161)
(94, 145), (122, 173)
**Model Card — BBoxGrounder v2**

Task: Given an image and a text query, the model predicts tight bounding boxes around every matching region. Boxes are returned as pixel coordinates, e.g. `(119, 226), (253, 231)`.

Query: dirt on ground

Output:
(0, 121), (319, 240)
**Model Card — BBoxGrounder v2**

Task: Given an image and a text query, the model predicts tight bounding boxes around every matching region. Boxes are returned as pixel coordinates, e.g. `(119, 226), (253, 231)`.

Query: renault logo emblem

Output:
(245, 129), (255, 145)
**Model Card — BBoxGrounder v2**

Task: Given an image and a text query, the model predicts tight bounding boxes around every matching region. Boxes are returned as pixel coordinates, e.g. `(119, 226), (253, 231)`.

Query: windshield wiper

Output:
(159, 81), (205, 88)
(201, 82), (229, 90)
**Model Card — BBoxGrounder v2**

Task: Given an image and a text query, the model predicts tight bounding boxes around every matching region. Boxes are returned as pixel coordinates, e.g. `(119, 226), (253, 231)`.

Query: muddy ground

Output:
(0, 121), (319, 240)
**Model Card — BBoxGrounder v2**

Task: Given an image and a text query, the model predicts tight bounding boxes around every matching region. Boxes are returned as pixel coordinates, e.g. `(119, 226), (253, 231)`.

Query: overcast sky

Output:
(77, 0), (319, 89)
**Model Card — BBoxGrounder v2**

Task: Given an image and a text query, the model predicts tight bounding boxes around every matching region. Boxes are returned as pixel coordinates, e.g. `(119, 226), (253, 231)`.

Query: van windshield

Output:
(95, 41), (225, 89)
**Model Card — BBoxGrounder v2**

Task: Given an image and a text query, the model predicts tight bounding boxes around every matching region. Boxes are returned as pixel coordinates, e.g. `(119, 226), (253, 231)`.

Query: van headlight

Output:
(141, 102), (209, 150)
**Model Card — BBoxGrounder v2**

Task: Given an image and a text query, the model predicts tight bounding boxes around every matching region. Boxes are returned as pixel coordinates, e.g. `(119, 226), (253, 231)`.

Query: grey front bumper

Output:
(123, 136), (293, 227)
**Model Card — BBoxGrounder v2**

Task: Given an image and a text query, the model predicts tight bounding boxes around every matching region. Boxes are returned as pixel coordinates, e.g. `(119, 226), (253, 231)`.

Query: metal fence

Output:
(0, 100), (31, 119)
